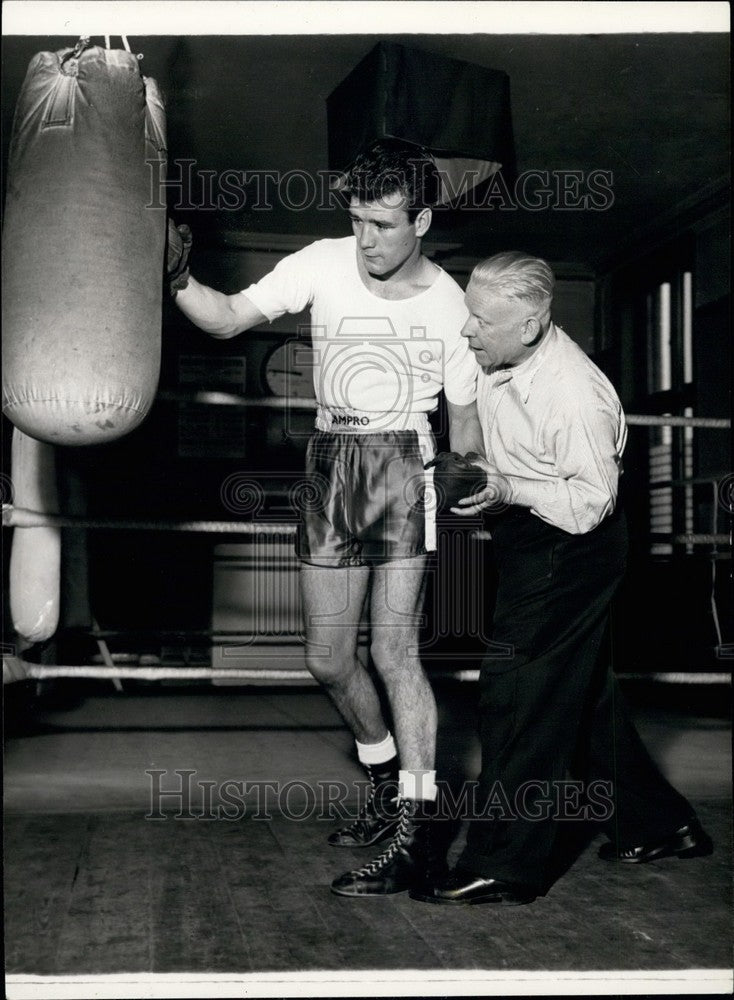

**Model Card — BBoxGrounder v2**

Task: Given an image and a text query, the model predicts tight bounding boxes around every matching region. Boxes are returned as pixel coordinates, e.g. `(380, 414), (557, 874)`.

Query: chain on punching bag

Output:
(2, 38), (167, 445)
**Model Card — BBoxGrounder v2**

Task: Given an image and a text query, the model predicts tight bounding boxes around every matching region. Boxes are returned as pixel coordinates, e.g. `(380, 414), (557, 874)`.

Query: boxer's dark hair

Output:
(343, 138), (441, 221)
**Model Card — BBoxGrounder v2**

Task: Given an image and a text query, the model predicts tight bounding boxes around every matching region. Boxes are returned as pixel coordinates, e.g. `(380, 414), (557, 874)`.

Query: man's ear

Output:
(413, 207), (432, 238)
(520, 316), (541, 346)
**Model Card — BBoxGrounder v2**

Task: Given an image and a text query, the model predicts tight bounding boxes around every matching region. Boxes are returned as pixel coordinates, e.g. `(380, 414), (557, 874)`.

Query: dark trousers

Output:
(459, 509), (694, 890)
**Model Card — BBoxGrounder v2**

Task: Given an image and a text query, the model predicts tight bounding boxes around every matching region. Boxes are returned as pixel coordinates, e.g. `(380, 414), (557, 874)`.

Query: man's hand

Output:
(167, 219), (193, 295)
(450, 455), (512, 516)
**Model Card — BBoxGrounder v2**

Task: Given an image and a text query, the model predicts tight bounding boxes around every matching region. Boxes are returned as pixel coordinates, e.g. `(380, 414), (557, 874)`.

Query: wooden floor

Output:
(3, 680), (732, 996)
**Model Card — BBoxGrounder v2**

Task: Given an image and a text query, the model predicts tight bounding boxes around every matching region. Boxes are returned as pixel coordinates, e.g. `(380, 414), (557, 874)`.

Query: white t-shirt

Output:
(242, 237), (476, 425)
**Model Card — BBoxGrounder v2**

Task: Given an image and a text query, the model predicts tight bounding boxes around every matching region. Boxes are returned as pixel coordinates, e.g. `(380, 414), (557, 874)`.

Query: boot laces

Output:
(338, 770), (377, 836)
(339, 769), (396, 834)
(352, 800), (414, 876)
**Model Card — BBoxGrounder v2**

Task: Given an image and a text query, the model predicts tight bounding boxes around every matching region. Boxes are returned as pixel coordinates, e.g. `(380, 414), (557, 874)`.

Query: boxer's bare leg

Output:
(369, 556), (435, 773)
(301, 563), (388, 743)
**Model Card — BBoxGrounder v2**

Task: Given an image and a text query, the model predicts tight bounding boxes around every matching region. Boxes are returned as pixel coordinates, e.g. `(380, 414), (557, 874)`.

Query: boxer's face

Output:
(349, 191), (429, 278)
(462, 283), (534, 369)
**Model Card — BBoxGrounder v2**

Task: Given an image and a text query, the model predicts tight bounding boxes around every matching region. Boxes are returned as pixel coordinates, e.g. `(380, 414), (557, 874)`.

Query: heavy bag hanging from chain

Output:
(2, 40), (167, 445)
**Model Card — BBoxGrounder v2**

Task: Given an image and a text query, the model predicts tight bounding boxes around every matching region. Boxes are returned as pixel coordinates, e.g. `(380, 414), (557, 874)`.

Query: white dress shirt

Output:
(477, 323), (627, 534)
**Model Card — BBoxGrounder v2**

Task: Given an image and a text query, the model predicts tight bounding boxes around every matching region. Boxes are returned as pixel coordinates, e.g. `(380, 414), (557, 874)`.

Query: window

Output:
(645, 267), (694, 555)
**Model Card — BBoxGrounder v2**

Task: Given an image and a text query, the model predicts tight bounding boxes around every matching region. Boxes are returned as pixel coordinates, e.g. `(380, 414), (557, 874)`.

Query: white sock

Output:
(399, 769), (438, 802)
(355, 732), (397, 766)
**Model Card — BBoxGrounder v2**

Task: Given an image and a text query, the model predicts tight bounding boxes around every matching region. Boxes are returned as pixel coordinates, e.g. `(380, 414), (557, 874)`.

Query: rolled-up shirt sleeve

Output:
(504, 400), (625, 534)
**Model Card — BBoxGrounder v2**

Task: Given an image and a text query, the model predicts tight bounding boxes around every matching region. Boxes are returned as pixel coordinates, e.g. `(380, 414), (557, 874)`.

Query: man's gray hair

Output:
(470, 252), (555, 312)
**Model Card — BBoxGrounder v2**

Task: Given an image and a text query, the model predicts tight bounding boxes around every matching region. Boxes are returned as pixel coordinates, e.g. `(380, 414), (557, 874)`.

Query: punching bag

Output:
(10, 428), (61, 643)
(2, 41), (167, 445)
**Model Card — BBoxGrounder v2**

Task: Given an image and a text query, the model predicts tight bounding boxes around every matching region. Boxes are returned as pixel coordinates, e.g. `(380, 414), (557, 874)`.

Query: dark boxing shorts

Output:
(297, 427), (436, 567)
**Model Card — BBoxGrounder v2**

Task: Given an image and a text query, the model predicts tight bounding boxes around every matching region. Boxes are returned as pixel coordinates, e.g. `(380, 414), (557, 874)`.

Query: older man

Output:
(411, 251), (712, 906)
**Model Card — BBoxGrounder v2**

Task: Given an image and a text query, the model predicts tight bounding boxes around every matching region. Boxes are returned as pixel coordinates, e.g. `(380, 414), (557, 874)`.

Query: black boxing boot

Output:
(330, 798), (448, 896)
(328, 757), (400, 848)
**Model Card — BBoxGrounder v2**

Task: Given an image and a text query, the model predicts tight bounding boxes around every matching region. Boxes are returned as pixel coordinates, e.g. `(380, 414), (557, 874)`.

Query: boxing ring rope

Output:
(5, 661), (730, 685)
(2, 507), (729, 547)
(2, 407), (730, 686)
(159, 390), (732, 430)
(2, 507), (297, 535)
(157, 391), (318, 410)
(625, 415), (730, 429)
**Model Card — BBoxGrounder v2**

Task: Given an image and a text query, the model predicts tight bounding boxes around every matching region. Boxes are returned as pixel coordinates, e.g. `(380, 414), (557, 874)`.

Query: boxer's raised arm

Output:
(167, 219), (266, 338)
(174, 278), (266, 340)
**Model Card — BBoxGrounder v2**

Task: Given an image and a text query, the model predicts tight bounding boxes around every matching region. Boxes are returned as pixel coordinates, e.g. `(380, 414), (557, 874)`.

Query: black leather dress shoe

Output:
(598, 820), (713, 863)
(409, 868), (536, 906)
